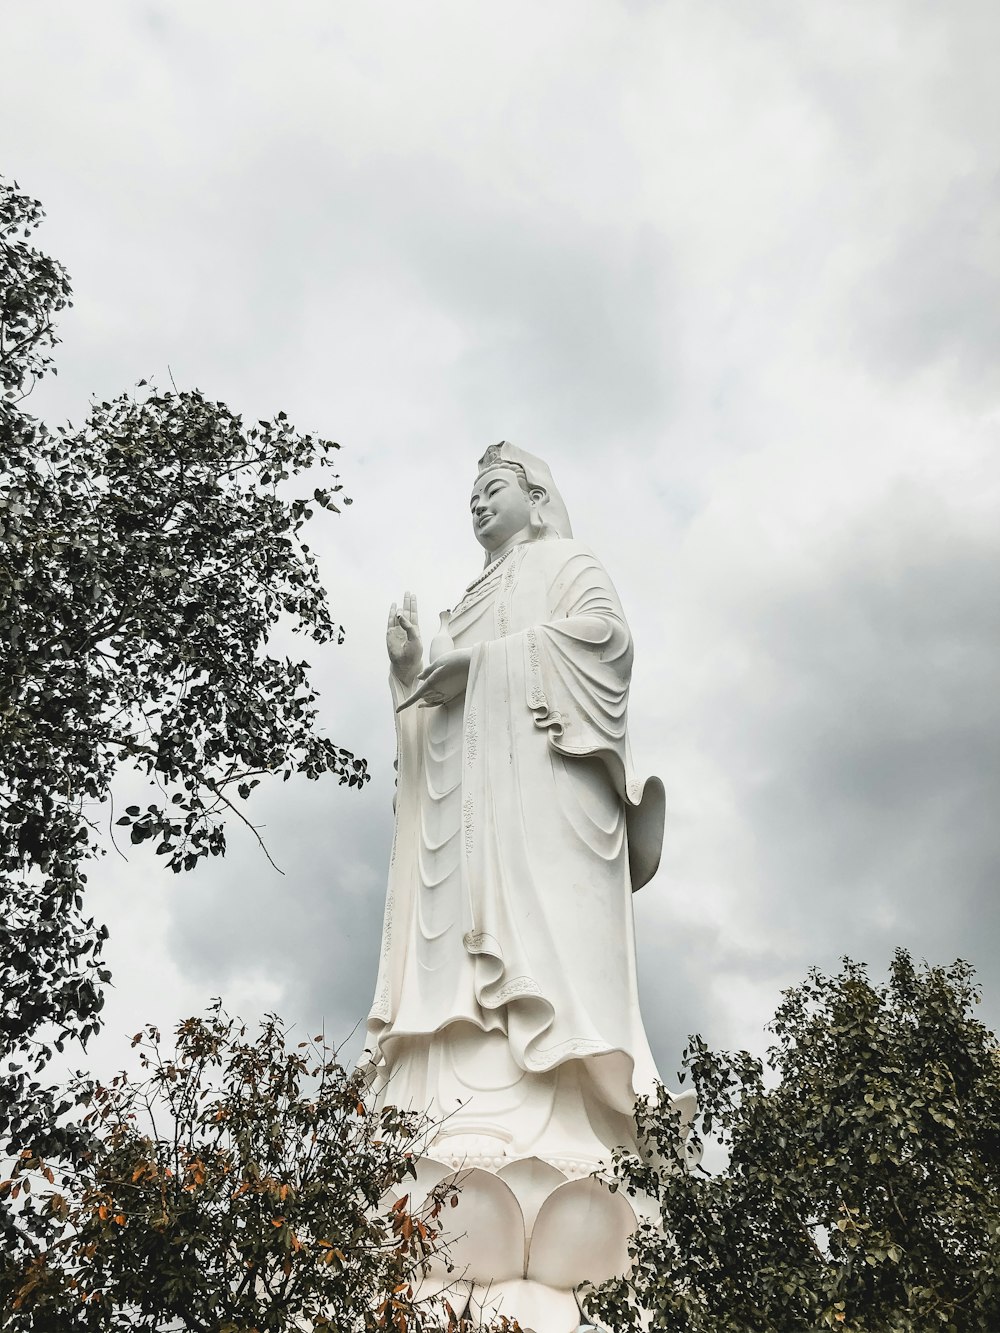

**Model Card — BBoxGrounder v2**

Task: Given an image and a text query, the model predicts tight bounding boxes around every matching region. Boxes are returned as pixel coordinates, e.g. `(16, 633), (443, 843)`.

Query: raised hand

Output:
(387, 591), (423, 687)
(396, 647), (473, 713)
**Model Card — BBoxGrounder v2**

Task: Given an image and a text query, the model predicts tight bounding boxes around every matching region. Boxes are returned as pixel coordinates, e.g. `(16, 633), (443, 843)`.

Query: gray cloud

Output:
(166, 777), (392, 1057)
(654, 482), (1000, 1046)
(856, 175), (1000, 393)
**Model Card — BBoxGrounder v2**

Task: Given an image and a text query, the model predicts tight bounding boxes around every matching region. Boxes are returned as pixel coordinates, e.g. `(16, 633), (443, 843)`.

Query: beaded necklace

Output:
(461, 542), (519, 596)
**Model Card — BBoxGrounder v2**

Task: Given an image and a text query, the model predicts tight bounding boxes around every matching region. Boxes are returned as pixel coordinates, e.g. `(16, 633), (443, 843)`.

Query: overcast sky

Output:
(4, 0), (999, 1084)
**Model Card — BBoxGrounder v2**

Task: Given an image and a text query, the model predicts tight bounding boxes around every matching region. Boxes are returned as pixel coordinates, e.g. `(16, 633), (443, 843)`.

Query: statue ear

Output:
(527, 490), (550, 538)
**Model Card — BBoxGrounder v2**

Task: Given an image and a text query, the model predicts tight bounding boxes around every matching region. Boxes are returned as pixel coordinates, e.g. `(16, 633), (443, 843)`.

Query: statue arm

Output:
(520, 548), (663, 886)
(520, 545), (638, 788)
(386, 592), (426, 810)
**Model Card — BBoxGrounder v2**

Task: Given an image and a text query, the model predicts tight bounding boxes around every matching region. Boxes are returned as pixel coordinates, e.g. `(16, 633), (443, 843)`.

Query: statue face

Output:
(470, 466), (533, 552)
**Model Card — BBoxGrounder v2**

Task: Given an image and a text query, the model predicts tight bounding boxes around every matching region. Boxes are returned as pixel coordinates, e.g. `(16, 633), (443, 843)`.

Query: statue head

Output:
(471, 442), (572, 555)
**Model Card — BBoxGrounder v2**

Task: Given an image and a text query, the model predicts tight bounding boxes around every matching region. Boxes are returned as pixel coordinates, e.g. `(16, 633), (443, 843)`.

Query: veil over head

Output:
(476, 441), (573, 541)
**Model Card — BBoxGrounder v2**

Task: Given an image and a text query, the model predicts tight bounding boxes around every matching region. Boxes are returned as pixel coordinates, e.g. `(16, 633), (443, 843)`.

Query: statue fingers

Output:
(396, 686), (426, 713)
(396, 666), (448, 711)
(387, 601), (398, 632)
(396, 674), (430, 711)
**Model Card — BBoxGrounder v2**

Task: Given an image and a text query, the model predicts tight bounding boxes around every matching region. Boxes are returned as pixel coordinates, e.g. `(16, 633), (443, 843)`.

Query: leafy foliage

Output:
(2, 1007), (494, 1331)
(0, 178), (72, 393)
(589, 952), (1000, 1332)
(0, 177), (366, 1251)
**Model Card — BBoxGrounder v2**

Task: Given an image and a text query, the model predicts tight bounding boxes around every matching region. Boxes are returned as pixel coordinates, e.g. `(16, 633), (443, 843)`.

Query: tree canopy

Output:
(1, 176), (366, 1211)
(3, 1008), (486, 1332)
(589, 951), (1000, 1333)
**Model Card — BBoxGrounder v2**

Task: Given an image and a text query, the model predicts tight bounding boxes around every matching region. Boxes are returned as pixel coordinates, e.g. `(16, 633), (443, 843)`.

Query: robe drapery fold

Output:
(366, 538), (665, 1156)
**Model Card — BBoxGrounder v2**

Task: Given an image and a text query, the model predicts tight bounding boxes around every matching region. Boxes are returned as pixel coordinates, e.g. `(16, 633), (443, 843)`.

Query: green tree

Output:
(589, 952), (1000, 1333)
(3, 1007), (487, 1332)
(1, 177), (366, 1239)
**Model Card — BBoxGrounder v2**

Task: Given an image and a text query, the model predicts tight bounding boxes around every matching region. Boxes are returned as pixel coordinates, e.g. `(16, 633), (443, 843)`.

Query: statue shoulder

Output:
(526, 536), (604, 571)
(526, 537), (625, 616)
(527, 539), (617, 589)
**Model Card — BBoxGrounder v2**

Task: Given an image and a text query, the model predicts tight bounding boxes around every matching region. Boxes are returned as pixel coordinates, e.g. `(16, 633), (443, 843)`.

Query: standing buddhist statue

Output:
(363, 443), (691, 1332)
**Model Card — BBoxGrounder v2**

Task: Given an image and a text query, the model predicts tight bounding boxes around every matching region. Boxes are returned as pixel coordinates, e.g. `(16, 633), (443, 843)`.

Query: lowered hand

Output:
(396, 647), (473, 712)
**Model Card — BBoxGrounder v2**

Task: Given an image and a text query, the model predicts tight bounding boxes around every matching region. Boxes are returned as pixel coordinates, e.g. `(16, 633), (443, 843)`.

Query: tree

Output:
(588, 951), (1000, 1332)
(1, 178), (366, 1241)
(2, 1006), (494, 1332)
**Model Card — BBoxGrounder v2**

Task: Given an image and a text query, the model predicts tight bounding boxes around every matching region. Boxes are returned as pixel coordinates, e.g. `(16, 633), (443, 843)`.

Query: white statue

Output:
(363, 443), (690, 1331)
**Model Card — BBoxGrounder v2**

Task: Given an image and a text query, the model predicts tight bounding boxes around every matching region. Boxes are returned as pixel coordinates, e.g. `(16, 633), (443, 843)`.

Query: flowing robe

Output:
(365, 537), (666, 1167)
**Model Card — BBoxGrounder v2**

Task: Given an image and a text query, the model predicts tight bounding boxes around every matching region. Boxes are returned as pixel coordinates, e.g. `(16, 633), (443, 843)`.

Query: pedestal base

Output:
(398, 1147), (657, 1333)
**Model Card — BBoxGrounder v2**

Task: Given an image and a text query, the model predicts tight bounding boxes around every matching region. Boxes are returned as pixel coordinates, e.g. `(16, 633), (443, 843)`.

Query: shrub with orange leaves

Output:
(3, 1005), (491, 1331)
